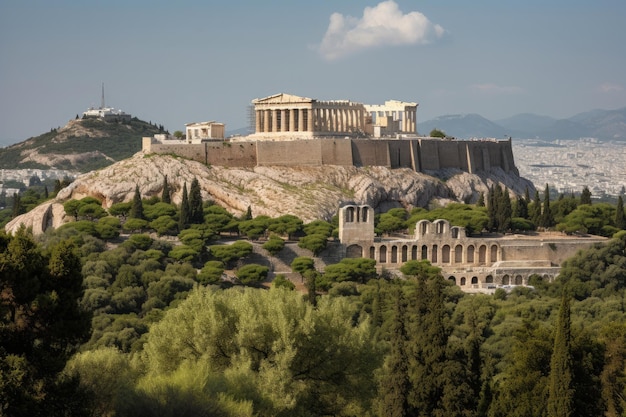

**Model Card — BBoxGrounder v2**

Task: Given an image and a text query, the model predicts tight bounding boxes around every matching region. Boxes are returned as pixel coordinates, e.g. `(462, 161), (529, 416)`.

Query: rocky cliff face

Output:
(5, 151), (535, 235)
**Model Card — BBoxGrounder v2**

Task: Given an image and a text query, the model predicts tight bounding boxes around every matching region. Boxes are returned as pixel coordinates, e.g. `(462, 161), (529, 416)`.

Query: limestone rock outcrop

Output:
(5, 152), (534, 235)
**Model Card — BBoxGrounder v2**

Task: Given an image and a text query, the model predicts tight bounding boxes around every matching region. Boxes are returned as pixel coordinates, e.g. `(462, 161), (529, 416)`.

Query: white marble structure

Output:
(250, 93), (417, 139)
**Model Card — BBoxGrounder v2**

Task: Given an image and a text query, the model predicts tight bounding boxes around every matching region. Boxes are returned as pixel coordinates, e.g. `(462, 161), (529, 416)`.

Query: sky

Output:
(1, 0), (625, 146)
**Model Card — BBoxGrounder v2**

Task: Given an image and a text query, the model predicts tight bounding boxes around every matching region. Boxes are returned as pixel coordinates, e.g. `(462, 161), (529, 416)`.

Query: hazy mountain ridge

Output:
(419, 107), (626, 140)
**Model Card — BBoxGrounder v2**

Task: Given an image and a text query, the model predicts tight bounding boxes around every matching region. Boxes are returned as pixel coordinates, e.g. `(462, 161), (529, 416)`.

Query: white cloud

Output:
(318, 1), (445, 60)
(597, 82), (624, 93)
(469, 83), (524, 95)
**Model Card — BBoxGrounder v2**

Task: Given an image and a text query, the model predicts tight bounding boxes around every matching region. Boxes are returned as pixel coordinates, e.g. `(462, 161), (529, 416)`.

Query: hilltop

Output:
(5, 151), (534, 235)
(0, 117), (165, 172)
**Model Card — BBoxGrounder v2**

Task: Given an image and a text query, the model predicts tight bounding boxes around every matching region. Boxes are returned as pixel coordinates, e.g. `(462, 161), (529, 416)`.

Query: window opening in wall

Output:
(460, 277), (466, 286)
(486, 275), (494, 284)
(515, 275), (523, 285)
(448, 276), (456, 284)
(369, 246), (375, 259)
(490, 245), (498, 263)
(421, 245), (428, 260)
(442, 245), (450, 263)
(471, 276), (478, 285)
(502, 275), (510, 285)
(379, 246), (387, 263)
(478, 245), (487, 264)
(346, 207), (355, 222)
(391, 246), (398, 263)
(455, 245), (463, 263)
(467, 245), (475, 263)
(432, 245), (438, 263)
(411, 245), (418, 260)
(402, 246), (408, 262)
(362, 207), (368, 222)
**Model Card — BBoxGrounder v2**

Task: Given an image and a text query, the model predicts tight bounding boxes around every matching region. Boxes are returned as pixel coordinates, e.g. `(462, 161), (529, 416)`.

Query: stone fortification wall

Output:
(206, 142), (257, 167)
(142, 136), (517, 174)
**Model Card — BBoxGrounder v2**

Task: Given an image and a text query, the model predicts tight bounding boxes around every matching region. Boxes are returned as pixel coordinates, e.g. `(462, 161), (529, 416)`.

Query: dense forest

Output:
(2, 180), (626, 416)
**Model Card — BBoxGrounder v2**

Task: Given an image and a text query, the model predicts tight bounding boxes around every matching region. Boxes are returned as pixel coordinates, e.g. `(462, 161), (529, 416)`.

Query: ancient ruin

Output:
(338, 204), (606, 292)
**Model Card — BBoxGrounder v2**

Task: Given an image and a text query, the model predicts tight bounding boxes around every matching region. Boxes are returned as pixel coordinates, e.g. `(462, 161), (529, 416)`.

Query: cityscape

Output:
(512, 138), (626, 198)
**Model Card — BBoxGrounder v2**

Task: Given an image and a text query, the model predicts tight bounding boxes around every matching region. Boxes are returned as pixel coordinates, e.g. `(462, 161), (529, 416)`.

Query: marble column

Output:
(272, 109), (278, 133)
(289, 108), (295, 132)
(281, 109), (288, 132)
(255, 110), (261, 133)
(264, 110), (270, 133)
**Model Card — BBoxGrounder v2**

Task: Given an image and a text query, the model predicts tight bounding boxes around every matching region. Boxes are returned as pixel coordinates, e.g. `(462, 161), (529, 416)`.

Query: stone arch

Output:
(467, 245), (475, 264)
(460, 277), (467, 286)
(454, 245), (463, 263)
(485, 275), (494, 284)
(490, 244), (499, 263)
(502, 274), (510, 285)
(360, 206), (369, 222)
(391, 246), (398, 263)
(369, 246), (375, 259)
(411, 245), (418, 260)
(434, 219), (449, 234)
(448, 276), (456, 284)
(417, 220), (430, 238)
(345, 206), (355, 222)
(379, 245), (387, 263)
(401, 245), (408, 262)
(478, 245), (487, 264)
(442, 245), (451, 263)
(514, 275), (523, 285)
(421, 245), (428, 260)
(432, 244), (438, 263)
(346, 244), (363, 258)
(471, 276), (478, 285)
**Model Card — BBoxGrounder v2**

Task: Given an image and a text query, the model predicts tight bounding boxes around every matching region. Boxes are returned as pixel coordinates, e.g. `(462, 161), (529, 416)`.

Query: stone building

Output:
(337, 204), (606, 292)
(185, 121), (225, 142)
(250, 93), (417, 139)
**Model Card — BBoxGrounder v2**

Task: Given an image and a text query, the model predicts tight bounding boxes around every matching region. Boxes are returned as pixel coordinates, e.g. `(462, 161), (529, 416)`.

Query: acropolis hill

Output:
(143, 93), (518, 175)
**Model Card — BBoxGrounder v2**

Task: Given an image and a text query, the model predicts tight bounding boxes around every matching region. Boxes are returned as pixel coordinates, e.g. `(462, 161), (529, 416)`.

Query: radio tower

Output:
(101, 82), (105, 109)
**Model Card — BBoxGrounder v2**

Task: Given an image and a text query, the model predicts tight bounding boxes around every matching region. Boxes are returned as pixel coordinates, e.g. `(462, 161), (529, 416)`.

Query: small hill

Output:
(0, 117), (165, 172)
(5, 152), (534, 235)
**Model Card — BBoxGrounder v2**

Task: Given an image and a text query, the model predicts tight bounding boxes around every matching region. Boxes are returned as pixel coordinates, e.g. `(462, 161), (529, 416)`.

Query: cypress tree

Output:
(530, 190), (541, 226)
(129, 185), (144, 219)
(580, 186), (592, 205)
(615, 195), (625, 230)
(496, 188), (512, 233)
(476, 192), (485, 207)
(179, 182), (190, 230)
(540, 184), (555, 228)
(161, 175), (171, 204)
(547, 293), (574, 417)
(377, 287), (411, 417)
(487, 185), (498, 231)
(189, 177), (203, 224)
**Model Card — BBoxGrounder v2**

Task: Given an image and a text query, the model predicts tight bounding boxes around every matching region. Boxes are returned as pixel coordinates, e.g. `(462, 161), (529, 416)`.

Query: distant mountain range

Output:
(417, 107), (626, 141)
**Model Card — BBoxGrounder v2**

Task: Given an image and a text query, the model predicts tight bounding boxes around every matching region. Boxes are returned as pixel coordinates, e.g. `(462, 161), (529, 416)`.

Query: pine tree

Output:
(547, 293), (574, 417)
(189, 177), (203, 224)
(161, 175), (171, 204)
(178, 182), (190, 230)
(580, 186), (592, 205)
(376, 287), (411, 417)
(615, 195), (625, 230)
(129, 185), (144, 219)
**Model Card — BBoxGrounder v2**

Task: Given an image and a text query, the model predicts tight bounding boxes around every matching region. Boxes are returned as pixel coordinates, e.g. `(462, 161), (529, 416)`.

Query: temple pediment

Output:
(252, 93), (314, 105)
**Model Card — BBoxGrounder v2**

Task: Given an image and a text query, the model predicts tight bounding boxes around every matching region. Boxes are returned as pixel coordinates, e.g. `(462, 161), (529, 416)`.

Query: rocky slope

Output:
(5, 151), (534, 235)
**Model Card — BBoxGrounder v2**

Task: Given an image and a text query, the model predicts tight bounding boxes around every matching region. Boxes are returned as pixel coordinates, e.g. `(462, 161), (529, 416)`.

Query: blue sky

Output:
(1, 0), (625, 145)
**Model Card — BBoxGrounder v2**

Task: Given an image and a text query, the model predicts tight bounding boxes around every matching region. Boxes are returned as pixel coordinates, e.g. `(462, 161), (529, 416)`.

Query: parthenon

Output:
(250, 93), (417, 139)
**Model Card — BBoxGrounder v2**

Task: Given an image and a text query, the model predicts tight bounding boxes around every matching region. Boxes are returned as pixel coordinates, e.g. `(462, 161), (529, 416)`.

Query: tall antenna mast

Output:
(101, 82), (105, 109)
